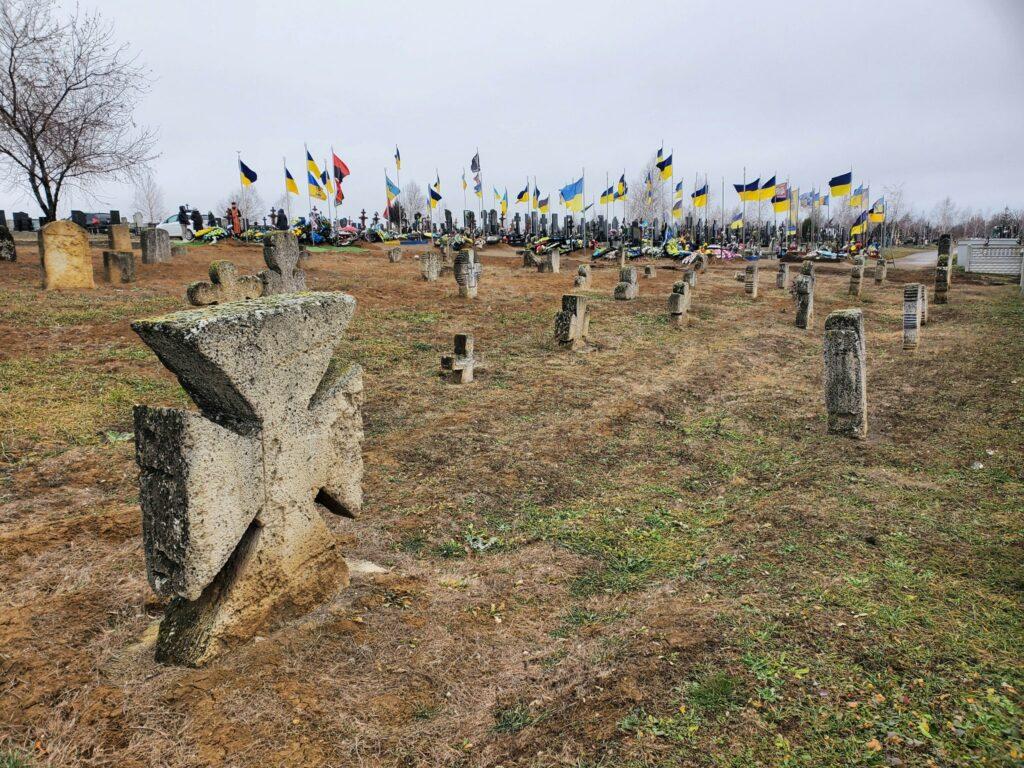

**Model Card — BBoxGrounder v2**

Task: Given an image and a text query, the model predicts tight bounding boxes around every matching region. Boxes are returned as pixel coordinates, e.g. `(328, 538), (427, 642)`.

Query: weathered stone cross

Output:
(441, 333), (475, 382)
(186, 260), (264, 305)
(554, 294), (590, 349)
(132, 292), (364, 666)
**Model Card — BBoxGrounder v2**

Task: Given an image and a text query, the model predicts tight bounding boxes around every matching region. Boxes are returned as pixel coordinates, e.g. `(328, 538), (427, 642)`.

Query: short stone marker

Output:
(848, 256), (865, 297)
(874, 258), (887, 285)
(0, 223), (16, 261)
(454, 249), (481, 298)
(554, 294), (590, 350)
(420, 252), (442, 281)
(187, 260), (264, 306)
(387, 247), (402, 263)
(744, 262), (759, 297)
(102, 250), (136, 284)
(261, 231), (306, 295)
(776, 262), (789, 289)
(613, 266), (639, 300)
(108, 222), (132, 252)
(440, 333), (474, 383)
(794, 273), (814, 329)
(537, 251), (560, 273)
(683, 269), (697, 288)
(140, 227), (171, 264)
(668, 280), (691, 328)
(934, 233), (952, 304)
(903, 283), (923, 350)
(131, 291), (365, 666)
(643, 265), (656, 278)
(573, 264), (591, 289)
(823, 308), (868, 439)
(919, 283), (929, 325)
(40, 220), (94, 289)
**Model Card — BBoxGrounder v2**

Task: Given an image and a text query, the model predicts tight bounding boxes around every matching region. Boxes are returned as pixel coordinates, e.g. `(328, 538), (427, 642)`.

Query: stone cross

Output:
(668, 280), (691, 328)
(643, 265), (656, 278)
(132, 292), (364, 666)
(874, 258), (887, 285)
(387, 247), (402, 263)
(554, 294), (590, 350)
(140, 227), (171, 264)
(902, 283), (923, 350)
(108, 223), (132, 252)
(261, 232), (306, 294)
(744, 262), (759, 298)
(776, 262), (789, 289)
(440, 333), (474, 383)
(420, 252), (442, 281)
(102, 250), (136, 283)
(40, 220), (94, 289)
(187, 260), (265, 306)
(522, 248), (539, 268)
(848, 256), (865, 296)
(573, 264), (591, 289)
(454, 249), (481, 298)
(537, 251), (560, 273)
(823, 308), (868, 439)
(794, 273), (814, 329)
(0, 223), (16, 261)
(934, 234), (952, 304)
(613, 266), (639, 300)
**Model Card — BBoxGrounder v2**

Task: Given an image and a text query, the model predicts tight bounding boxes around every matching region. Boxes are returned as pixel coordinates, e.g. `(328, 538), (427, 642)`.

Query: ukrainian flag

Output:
(516, 183), (529, 204)
(868, 198), (885, 223)
(320, 168), (334, 197)
(729, 211), (745, 230)
(462, 172), (468, 191)
(308, 171), (326, 200)
(385, 174), (400, 203)
(473, 181), (482, 199)
(394, 146), (401, 171)
(691, 184), (708, 208)
(560, 177), (584, 212)
(759, 176), (776, 202)
(239, 159), (258, 187)
(671, 199), (683, 219)
(306, 151), (322, 179)
(501, 189), (508, 216)
(733, 179), (760, 202)
(674, 181), (684, 200)
(850, 211), (868, 235)
(616, 173), (626, 197)
(849, 185), (865, 208)
(532, 185), (540, 209)
(429, 185), (442, 209)
(600, 186), (613, 205)
(284, 167), (299, 195)
(829, 171), (852, 198)
(493, 187), (502, 204)
(538, 197), (550, 214)
(656, 153), (673, 180)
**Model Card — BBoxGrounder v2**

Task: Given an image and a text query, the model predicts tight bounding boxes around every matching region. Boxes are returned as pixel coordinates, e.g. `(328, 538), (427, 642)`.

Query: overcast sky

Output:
(17, 0), (1024, 220)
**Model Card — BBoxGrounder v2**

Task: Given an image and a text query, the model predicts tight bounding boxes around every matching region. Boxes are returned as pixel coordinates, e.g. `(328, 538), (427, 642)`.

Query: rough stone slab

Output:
(102, 250), (136, 283)
(420, 252), (442, 281)
(794, 274), (814, 329)
(454, 250), (480, 298)
(848, 257), (865, 297)
(108, 223), (132, 252)
(40, 220), (94, 289)
(668, 281), (691, 328)
(140, 227), (171, 264)
(0, 224), (15, 261)
(387, 247), (402, 263)
(823, 308), (867, 439)
(874, 259), (887, 285)
(573, 264), (591, 289)
(537, 251), (560, 273)
(643, 265), (656, 278)
(187, 260), (264, 306)
(554, 294), (590, 349)
(614, 266), (638, 300)
(776, 263), (789, 289)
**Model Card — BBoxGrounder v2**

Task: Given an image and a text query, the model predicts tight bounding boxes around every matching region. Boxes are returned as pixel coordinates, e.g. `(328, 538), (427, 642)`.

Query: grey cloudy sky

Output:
(27, 0), (1024, 220)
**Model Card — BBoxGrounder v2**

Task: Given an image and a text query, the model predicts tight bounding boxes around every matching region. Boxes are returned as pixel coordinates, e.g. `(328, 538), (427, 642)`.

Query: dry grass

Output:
(1, 241), (1021, 767)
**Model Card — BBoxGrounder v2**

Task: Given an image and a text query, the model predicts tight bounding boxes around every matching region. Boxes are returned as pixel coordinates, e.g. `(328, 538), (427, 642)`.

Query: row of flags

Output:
(237, 149), (351, 206)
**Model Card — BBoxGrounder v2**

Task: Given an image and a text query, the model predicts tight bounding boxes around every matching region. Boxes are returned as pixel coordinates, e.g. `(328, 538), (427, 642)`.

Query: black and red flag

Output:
(332, 151), (350, 205)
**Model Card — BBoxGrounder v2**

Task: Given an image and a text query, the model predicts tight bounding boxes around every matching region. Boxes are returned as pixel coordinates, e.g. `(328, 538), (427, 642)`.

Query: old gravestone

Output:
(934, 233), (952, 304)
(187, 261), (264, 305)
(643, 265), (656, 279)
(573, 264), (591, 289)
(454, 249), (481, 298)
(554, 294), (590, 350)
(776, 262), (789, 289)
(848, 256), (865, 297)
(420, 252), (442, 281)
(387, 247), (402, 263)
(40, 220), (94, 289)
(919, 283), (929, 325)
(902, 283), (923, 350)
(102, 250), (136, 284)
(440, 333), (474, 383)
(823, 308), (868, 439)
(744, 262), (759, 298)
(140, 227), (172, 264)
(551, 213), (560, 238)
(537, 250), (560, 273)
(614, 266), (639, 300)
(0, 221), (15, 261)
(668, 280), (691, 328)
(874, 257), (887, 285)
(794, 266), (815, 330)
(108, 223), (132, 252)
(261, 231), (306, 294)
(132, 292), (364, 666)
(683, 269), (697, 288)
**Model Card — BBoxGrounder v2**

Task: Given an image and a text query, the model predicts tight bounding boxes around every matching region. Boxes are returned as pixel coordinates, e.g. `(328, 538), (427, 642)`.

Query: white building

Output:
(955, 238), (1023, 276)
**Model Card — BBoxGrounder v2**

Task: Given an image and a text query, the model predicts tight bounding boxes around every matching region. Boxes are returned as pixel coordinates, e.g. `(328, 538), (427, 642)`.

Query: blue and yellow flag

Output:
(674, 180), (684, 200)
(538, 196), (550, 214)
(691, 184), (708, 208)
(501, 189), (508, 216)
(284, 167), (299, 195)
(656, 153), (673, 180)
(429, 185), (442, 209)
(733, 179), (760, 202)
(493, 187), (503, 204)
(306, 150), (321, 179)
(394, 146), (401, 171)
(771, 182), (790, 213)
(671, 199), (683, 219)
(850, 211), (868, 236)
(473, 180), (482, 199)
(308, 171), (326, 200)
(599, 185), (614, 205)
(614, 175), (627, 201)
(656, 146), (663, 161)
(829, 171), (852, 197)
(560, 177), (584, 212)
(239, 159), (257, 187)
(532, 185), (540, 209)
(849, 184), (865, 208)
(729, 211), (744, 230)
(433, 172), (441, 193)
(462, 172), (468, 191)
(868, 198), (885, 223)
(385, 174), (400, 203)
(320, 167), (334, 197)
(516, 182), (529, 204)
(759, 175), (776, 201)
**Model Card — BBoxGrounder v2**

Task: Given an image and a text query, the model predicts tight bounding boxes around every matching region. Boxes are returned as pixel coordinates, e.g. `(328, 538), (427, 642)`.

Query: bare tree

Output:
(131, 170), (165, 224)
(0, 1), (156, 221)
(626, 156), (670, 223)
(931, 196), (957, 234)
(398, 180), (427, 223)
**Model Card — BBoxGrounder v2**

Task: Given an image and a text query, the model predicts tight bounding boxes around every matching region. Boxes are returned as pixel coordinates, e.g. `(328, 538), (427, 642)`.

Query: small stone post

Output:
(683, 269), (697, 288)
(919, 284), (929, 325)
(613, 266), (639, 300)
(776, 262), (789, 289)
(454, 249), (481, 298)
(108, 223), (132, 252)
(537, 251), (560, 273)
(823, 308), (868, 439)
(102, 250), (136, 283)
(421, 252), (442, 281)
(140, 227), (171, 264)
(794, 262), (815, 329)
(440, 333), (475, 383)
(643, 265), (656, 279)
(744, 262), (758, 298)
(848, 256), (865, 297)
(903, 283), (923, 350)
(573, 264), (591, 289)
(668, 281), (691, 328)
(554, 295), (591, 350)
(874, 258), (887, 285)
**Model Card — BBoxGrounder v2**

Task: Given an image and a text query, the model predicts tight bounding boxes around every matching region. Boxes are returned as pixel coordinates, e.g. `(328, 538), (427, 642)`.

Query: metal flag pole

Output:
(236, 150), (245, 229)
(283, 156), (290, 223)
(462, 167), (467, 228)
(394, 148), (401, 233)
(605, 170), (610, 241)
(476, 147), (483, 236)
(742, 167), (747, 245)
(581, 167), (587, 260)
(720, 176), (725, 245)
(303, 143), (314, 229)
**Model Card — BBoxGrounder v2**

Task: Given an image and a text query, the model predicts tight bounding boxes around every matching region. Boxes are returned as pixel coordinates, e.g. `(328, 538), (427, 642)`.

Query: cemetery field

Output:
(2, 243), (1023, 767)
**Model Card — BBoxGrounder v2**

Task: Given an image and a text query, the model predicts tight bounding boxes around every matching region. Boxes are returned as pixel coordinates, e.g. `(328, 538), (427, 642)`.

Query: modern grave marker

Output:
(903, 283), (923, 350)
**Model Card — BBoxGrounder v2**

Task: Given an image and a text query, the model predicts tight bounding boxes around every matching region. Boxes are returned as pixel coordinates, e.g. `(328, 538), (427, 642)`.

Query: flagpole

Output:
(236, 150), (245, 229)
(395, 149), (401, 233)
(462, 167), (467, 229)
(720, 176), (725, 245)
(476, 147), (483, 237)
(581, 167), (587, 260)
(283, 156), (290, 224)
(742, 167), (746, 246)
(304, 144), (313, 230)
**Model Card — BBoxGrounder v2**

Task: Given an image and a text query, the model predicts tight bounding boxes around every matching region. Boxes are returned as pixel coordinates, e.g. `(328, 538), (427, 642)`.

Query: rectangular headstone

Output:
(902, 283), (922, 350)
